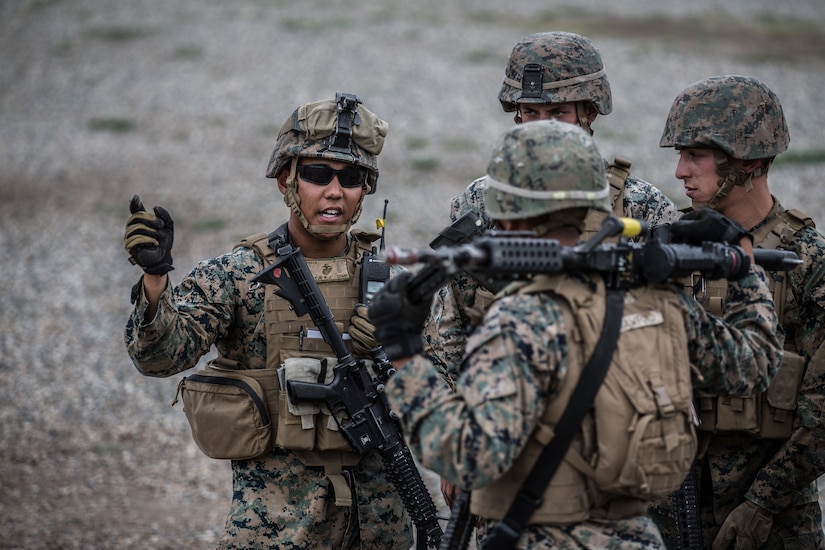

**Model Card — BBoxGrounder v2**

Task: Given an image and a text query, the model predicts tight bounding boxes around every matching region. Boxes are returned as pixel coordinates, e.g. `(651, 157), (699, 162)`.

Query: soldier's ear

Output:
(585, 102), (598, 124)
(276, 170), (289, 194)
(740, 158), (765, 175)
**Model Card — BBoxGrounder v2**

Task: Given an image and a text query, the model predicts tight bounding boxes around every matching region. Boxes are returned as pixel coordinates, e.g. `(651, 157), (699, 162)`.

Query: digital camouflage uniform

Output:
(124, 95), (413, 549)
(648, 75), (825, 548)
(421, 31), (679, 385)
(385, 121), (782, 549)
(125, 245), (413, 550)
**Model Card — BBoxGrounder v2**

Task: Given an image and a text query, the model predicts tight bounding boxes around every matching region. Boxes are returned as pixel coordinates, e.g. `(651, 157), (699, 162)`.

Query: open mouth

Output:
(319, 208), (343, 221)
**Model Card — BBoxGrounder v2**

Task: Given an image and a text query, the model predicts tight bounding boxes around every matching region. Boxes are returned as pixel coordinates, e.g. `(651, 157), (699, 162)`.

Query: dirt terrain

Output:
(1, 0), (824, 548)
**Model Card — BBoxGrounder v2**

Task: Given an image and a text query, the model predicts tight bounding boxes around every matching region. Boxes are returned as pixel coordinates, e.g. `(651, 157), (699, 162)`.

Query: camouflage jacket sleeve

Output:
(422, 272), (495, 387)
(387, 293), (566, 490)
(422, 177), (495, 385)
(682, 265), (782, 396)
(621, 175), (681, 226)
(124, 247), (266, 377)
(746, 225), (825, 511)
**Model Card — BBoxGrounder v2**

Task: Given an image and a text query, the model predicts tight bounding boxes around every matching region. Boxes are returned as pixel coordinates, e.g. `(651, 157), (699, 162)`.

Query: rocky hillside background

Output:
(1, 0), (825, 548)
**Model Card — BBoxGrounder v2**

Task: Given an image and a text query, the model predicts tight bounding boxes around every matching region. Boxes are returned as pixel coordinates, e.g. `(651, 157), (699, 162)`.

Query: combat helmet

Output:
(266, 92), (387, 193)
(498, 32), (612, 131)
(266, 92), (388, 235)
(660, 75), (789, 208)
(483, 119), (610, 221)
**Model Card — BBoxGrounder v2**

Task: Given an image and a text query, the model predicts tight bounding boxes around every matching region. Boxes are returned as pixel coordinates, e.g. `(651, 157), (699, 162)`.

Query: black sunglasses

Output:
(297, 164), (367, 188)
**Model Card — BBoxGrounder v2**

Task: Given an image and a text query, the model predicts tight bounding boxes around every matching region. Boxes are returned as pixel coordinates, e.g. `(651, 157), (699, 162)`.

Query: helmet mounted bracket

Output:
(324, 92), (362, 154)
(520, 63), (544, 99)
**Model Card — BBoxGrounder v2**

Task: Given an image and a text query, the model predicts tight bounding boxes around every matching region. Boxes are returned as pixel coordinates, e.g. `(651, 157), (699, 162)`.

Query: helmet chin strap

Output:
(575, 102), (594, 135)
(282, 158), (365, 237)
(706, 150), (757, 210)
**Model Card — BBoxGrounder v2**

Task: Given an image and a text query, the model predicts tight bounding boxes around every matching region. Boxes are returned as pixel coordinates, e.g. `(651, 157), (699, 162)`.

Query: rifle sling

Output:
(481, 286), (626, 550)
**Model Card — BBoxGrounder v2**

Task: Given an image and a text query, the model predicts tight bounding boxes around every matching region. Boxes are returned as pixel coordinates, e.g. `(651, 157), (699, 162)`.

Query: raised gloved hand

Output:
(670, 208), (752, 246)
(711, 500), (773, 550)
(124, 194), (175, 275)
(349, 304), (378, 356)
(368, 272), (431, 361)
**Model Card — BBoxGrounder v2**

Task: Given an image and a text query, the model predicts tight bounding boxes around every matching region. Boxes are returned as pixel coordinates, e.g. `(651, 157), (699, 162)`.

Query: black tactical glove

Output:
(670, 208), (752, 246)
(368, 272), (431, 361)
(349, 304), (378, 357)
(124, 194), (175, 275)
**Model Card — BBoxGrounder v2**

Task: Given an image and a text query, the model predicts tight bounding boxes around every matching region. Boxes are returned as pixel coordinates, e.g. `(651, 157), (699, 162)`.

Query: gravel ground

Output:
(1, 0), (824, 548)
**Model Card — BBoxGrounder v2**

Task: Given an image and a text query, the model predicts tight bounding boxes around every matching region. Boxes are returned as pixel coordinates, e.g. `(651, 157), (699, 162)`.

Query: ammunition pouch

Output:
(697, 350), (805, 439)
(274, 357), (352, 452)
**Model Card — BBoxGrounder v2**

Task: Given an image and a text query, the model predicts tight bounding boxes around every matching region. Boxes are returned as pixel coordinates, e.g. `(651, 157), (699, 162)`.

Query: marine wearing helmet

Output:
(266, 92), (388, 236)
(660, 75), (789, 209)
(498, 32), (612, 133)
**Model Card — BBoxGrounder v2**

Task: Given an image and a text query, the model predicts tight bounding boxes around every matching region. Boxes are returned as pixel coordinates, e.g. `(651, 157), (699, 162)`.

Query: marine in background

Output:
(648, 75), (825, 549)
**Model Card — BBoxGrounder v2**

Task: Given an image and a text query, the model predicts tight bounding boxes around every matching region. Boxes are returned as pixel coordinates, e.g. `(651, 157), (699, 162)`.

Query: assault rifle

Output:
(251, 244), (443, 550)
(439, 490), (475, 550)
(381, 216), (802, 298)
(673, 463), (703, 550)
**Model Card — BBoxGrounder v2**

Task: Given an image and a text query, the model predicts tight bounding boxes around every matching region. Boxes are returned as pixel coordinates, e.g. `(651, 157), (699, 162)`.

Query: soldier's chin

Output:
(308, 223), (348, 239)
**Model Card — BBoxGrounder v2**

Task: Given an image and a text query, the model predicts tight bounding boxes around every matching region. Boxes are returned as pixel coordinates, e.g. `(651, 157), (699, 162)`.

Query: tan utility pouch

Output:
(174, 359), (279, 460)
(274, 357), (352, 452)
(760, 350), (805, 438)
(698, 350), (805, 439)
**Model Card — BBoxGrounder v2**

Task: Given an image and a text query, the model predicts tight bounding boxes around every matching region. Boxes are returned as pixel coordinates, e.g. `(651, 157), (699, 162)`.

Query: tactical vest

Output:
(236, 226), (378, 505)
(470, 273), (697, 524)
(692, 206), (813, 439)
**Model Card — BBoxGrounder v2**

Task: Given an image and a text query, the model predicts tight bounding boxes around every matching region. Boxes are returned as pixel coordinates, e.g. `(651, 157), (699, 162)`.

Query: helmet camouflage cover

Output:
(265, 92), (388, 193)
(498, 32), (612, 115)
(483, 119), (610, 220)
(660, 75), (789, 160)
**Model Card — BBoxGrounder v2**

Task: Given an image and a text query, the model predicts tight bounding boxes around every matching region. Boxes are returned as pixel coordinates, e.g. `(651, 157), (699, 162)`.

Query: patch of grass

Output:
(50, 39), (74, 57)
(173, 44), (204, 60)
(410, 157), (440, 172)
(261, 124), (280, 138)
(465, 48), (502, 64)
(90, 442), (122, 455)
(22, 0), (62, 13)
(190, 217), (228, 232)
(596, 128), (638, 143)
(405, 136), (428, 150)
(85, 26), (155, 42)
(443, 137), (477, 152)
(88, 117), (136, 133)
(465, 8), (825, 64)
(279, 17), (351, 33)
(776, 149), (825, 165)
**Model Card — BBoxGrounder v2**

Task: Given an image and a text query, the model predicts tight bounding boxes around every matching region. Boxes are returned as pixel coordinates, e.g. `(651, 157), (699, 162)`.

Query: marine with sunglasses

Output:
(123, 94), (414, 549)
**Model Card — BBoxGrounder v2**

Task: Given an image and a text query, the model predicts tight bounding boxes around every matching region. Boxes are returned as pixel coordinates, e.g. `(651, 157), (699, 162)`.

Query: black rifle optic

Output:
(381, 216), (802, 301)
(251, 245), (443, 550)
